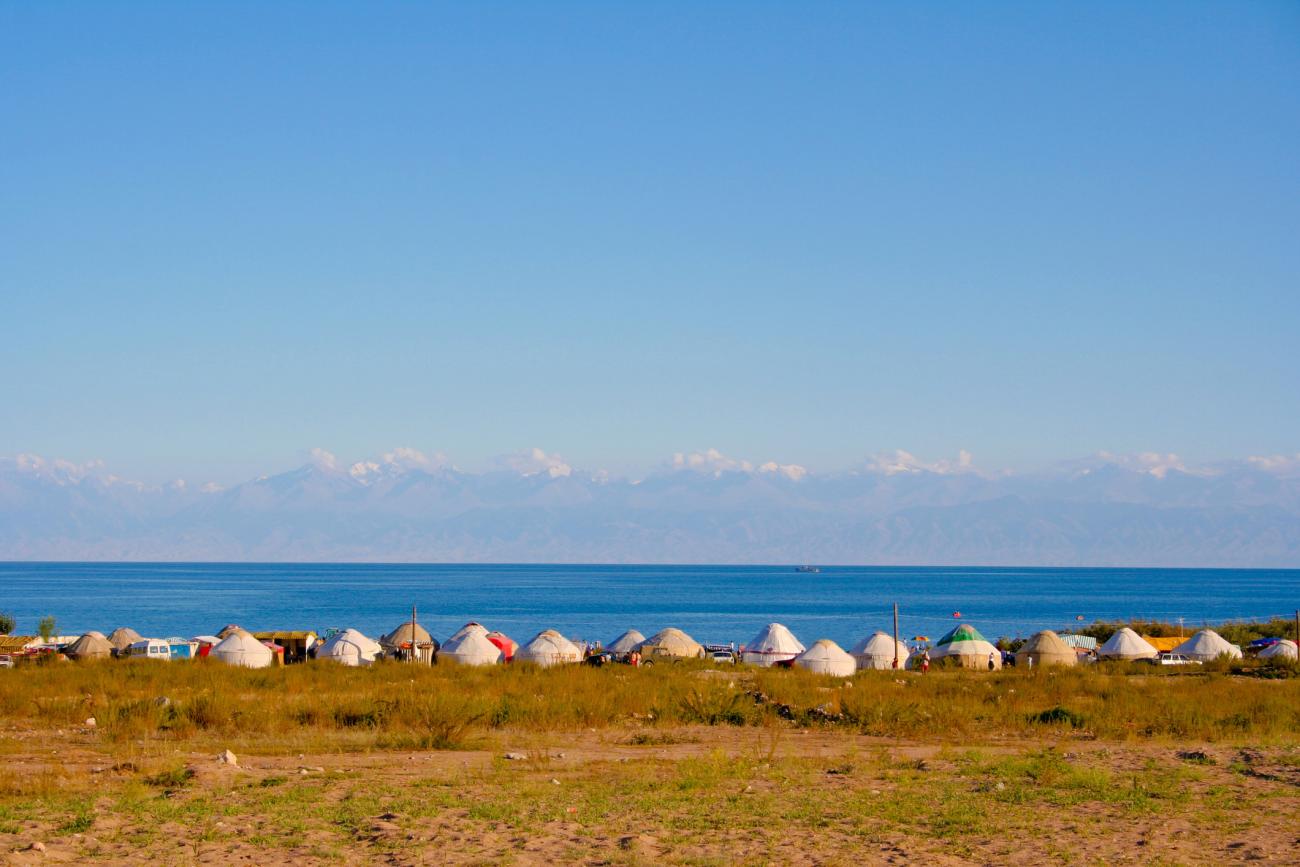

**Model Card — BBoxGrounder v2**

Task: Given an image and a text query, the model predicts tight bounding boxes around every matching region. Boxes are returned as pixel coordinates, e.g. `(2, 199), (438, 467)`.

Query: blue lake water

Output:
(0, 562), (1295, 647)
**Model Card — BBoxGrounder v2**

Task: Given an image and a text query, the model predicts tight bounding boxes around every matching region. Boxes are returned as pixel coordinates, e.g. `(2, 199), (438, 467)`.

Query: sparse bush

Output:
(37, 615), (57, 642)
(1030, 706), (1086, 728)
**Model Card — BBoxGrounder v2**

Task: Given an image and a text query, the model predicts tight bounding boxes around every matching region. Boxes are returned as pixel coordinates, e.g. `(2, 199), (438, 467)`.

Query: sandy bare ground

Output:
(2, 723), (1298, 866)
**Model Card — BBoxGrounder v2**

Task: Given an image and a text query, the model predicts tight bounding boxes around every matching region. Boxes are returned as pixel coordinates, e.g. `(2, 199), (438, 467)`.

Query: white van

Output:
(127, 639), (173, 660)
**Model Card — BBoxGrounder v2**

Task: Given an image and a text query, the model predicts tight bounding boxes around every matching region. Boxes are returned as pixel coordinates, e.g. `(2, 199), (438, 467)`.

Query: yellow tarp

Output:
(1143, 636), (1185, 652)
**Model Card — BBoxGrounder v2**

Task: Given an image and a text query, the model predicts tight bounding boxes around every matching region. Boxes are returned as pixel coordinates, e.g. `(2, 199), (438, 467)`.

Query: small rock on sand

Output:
(218, 749), (238, 766)
(504, 752), (527, 760)
(28, 842), (46, 853)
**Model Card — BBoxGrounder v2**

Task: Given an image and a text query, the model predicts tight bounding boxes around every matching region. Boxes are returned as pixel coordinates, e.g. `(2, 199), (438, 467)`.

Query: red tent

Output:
(485, 631), (517, 662)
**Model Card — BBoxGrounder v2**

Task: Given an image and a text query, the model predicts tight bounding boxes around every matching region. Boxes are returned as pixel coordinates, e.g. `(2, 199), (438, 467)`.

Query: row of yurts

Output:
(59, 620), (1294, 673)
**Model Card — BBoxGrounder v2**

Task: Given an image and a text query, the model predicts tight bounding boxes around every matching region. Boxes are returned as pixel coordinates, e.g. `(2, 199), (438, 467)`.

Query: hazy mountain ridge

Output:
(1, 453), (1298, 566)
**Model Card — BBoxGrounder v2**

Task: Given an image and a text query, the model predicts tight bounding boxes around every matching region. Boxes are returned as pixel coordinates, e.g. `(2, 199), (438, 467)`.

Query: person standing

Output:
(988, 651), (996, 671)
(921, 649), (930, 673)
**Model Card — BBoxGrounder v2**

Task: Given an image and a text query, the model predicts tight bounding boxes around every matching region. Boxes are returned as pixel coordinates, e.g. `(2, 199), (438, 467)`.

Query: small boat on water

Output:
(795, 565), (821, 574)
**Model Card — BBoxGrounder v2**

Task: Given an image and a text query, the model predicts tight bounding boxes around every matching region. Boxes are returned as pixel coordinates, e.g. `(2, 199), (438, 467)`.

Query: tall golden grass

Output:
(1, 656), (1296, 752)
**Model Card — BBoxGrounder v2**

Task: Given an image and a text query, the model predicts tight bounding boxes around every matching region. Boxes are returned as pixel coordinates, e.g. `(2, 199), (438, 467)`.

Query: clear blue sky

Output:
(3, 2), (1298, 484)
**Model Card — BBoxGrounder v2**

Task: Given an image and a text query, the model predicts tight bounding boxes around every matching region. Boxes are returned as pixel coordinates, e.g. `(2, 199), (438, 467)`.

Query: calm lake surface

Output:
(1, 562), (1295, 646)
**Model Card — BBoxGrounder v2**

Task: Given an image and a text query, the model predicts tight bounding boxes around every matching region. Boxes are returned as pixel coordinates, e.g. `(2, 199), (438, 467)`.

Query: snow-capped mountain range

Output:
(2, 448), (1298, 566)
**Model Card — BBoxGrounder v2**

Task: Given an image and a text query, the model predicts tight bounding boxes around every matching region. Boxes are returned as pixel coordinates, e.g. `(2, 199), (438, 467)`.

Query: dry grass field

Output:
(1, 658), (1297, 864)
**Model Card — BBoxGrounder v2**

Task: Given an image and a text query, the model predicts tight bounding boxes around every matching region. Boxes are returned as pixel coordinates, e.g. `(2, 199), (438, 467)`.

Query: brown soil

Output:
(2, 726), (1298, 865)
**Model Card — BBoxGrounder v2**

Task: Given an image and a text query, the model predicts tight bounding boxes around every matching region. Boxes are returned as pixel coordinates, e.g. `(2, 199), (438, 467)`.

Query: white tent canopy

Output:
(1097, 627), (1158, 660)
(850, 631), (911, 671)
(209, 630), (275, 669)
(1173, 629), (1242, 662)
(439, 628), (503, 666)
(517, 629), (583, 667)
(1260, 639), (1297, 661)
(794, 639), (856, 677)
(741, 623), (805, 667)
(317, 628), (383, 666)
(607, 630), (645, 654)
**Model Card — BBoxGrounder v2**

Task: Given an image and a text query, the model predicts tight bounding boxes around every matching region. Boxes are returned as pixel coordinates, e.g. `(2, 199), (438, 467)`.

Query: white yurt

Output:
(607, 630), (645, 655)
(1173, 629), (1242, 662)
(741, 623), (805, 667)
(209, 630), (275, 669)
(1259, 639), (1297, 661)
(930, 624), (1002, 670)
(1097, 627), (1159, 661)
(517, 629), (583, 667)
(439, 627), (503, 666)
(850, 630), (911, 671)
(316, 629), (383, 666)
(794, 639), (856, 677)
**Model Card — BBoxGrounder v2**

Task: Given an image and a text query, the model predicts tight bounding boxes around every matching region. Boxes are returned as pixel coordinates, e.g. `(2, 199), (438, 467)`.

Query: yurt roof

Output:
(447, 622), (487, 643)
(936, 624), (990, 646)
(519, 629), (581, 660)
(440, 629), (503, 664)
(607, 630), (646, 653)
(216, 624), (244, 639)
(107, 627), (142, 649)
(1173, 629), (1241, 660)
(1097, 627), (1158, 658)
(639, 627), (703, 656)
(212, 631), (273, 655)
(744, 623), (805, 656)
(383, 622), (433, 647)
(320, 628), (382, 654)
(797, 638), (852, 662)
(850, 630), (910, 658)
(67, 631), (114, 657)
(1020, 630), (1075, 656)
(794, 639), (856, 675)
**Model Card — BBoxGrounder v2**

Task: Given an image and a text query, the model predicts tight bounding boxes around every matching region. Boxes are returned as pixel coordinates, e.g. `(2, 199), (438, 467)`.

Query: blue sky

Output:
(3, 2), (1298, 485)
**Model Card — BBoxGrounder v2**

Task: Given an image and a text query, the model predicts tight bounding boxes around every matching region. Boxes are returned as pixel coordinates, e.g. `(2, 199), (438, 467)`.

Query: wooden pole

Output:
(1294, 610), (1298, 648)
(411, 604), (418, 664)
(893, 603), (900, 670)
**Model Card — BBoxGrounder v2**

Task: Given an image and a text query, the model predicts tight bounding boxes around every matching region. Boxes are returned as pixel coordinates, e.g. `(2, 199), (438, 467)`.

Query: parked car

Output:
(1150, 652), (1202, 666)
(709, 650), (736, 664)
(0, 655), (13, 668)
